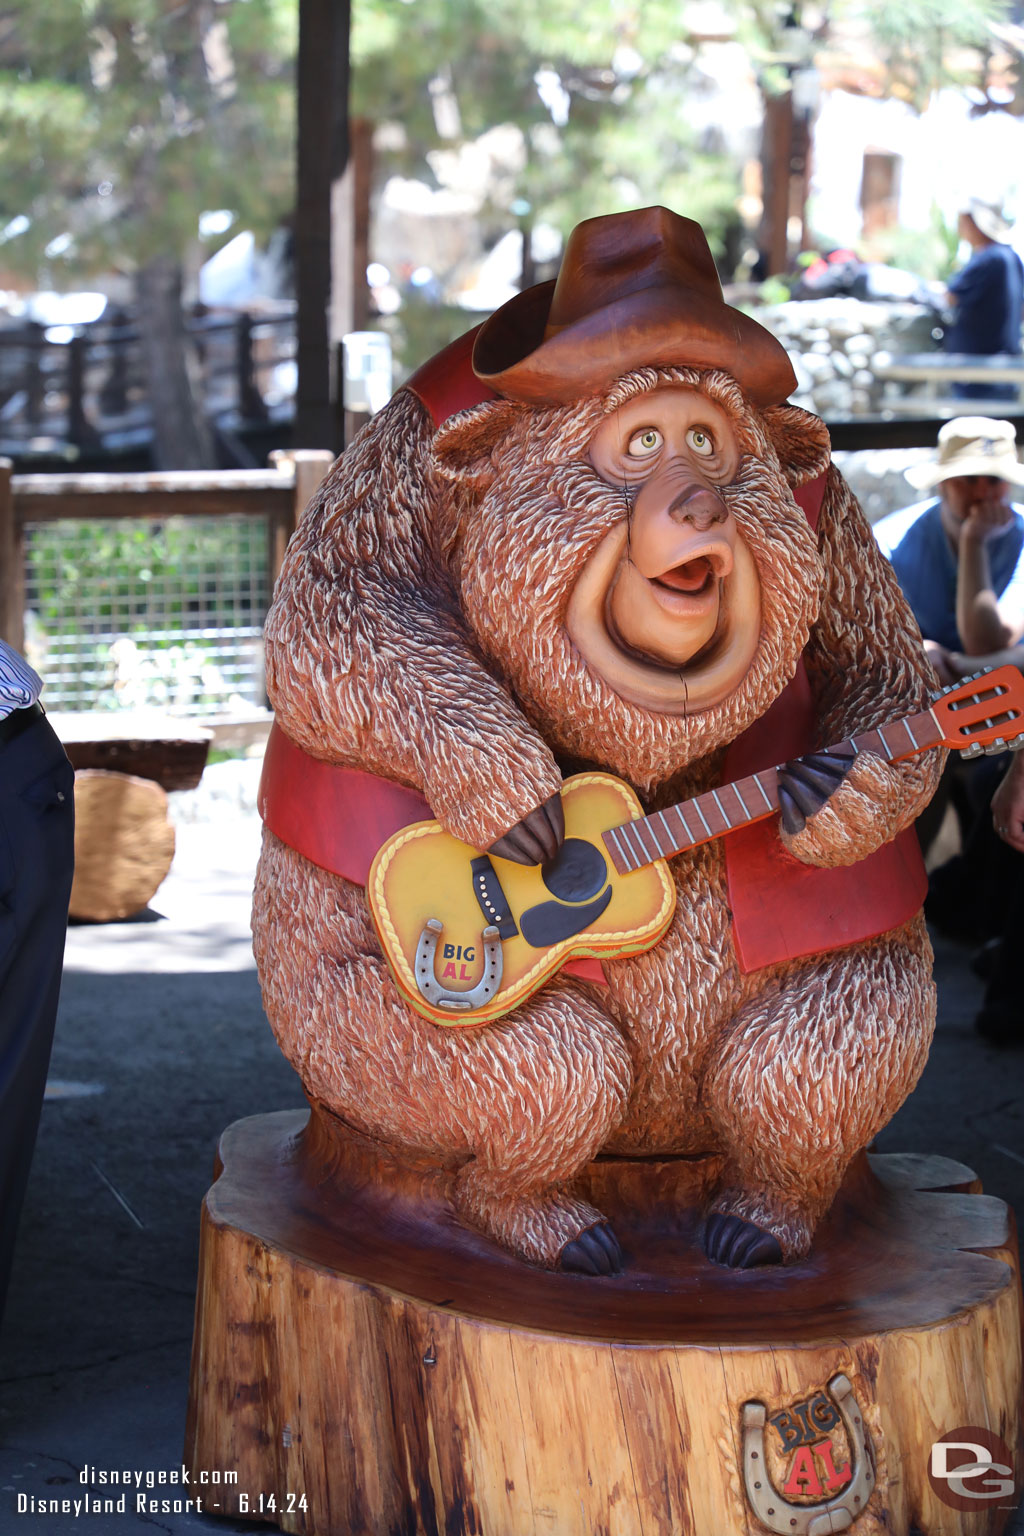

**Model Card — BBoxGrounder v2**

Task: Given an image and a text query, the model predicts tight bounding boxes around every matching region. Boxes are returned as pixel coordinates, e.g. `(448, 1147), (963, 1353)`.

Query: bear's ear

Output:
(760, 403), (832, 489)
(432, 398), (522, 488)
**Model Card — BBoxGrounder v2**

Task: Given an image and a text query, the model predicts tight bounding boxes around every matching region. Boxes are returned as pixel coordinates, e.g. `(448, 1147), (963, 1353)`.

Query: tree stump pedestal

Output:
(186, 1107), (1022, 1536)
(52, 712), (211, 921)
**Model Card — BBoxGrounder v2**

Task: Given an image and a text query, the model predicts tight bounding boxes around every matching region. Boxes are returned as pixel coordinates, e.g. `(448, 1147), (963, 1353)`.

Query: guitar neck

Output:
(603, 703), (944, 876)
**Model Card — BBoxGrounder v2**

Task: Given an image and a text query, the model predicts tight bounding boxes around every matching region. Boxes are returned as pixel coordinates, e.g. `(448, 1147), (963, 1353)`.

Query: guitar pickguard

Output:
(519, 885), (613, 947)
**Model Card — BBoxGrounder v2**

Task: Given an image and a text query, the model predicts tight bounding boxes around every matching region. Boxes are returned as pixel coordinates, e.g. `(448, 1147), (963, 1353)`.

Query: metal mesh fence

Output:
(23, 515), (270, 715)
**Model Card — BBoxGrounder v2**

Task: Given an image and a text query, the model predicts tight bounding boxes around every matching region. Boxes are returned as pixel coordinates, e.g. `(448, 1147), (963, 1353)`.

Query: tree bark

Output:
(135, 255), (217, 469)
(187, 1109), (1024, 1536)
(69, 769), (176, 921)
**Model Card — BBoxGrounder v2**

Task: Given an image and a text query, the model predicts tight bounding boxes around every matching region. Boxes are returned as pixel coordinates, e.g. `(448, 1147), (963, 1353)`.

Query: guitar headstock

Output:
(931, 665), (1024, 758)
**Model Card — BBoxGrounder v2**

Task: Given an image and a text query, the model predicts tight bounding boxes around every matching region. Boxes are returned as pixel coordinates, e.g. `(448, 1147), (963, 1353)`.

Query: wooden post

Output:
(0, 459), (25, 652)
(98, 311), (131, 416)
(24, 325), (45, 434)
(67, 334), (87, 448)
(759, 88), (793, 276)
(293, 0), (351, 452)
(350, 116), (373, 333)
(266, 449), (335, 595)
(236, 315), (268, 423)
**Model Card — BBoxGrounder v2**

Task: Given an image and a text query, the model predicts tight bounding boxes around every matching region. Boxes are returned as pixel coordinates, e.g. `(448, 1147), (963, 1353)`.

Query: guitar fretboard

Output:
(603, 706), (944, 875)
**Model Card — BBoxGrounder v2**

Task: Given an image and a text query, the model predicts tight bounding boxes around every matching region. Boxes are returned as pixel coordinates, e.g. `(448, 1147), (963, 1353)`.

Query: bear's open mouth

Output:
(566, 524), (762, 715)
(653, 555), (715, 596)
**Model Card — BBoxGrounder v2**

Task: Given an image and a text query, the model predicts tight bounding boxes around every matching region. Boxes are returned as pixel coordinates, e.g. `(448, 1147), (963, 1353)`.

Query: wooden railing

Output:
(0, 309), (297, 464)
(0, 449), (335, 654)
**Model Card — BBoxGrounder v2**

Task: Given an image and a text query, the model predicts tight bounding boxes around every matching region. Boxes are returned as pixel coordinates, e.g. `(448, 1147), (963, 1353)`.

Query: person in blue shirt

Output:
(944, 199), (1024, 402)
(874, 416), (1024, 683)
(876, 419), (1024, 1039)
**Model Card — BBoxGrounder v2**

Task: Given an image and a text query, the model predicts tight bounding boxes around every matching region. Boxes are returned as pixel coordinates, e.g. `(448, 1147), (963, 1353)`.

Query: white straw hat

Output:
(905, 416), (1024, 490)
(964, 197), (1014, 243)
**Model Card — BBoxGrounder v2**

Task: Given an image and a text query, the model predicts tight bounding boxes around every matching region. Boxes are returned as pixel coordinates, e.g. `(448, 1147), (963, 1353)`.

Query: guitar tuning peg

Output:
(1009, 733), (1024, 752)
(984, 738), (1008, 755)
(960, 742), (984, 760)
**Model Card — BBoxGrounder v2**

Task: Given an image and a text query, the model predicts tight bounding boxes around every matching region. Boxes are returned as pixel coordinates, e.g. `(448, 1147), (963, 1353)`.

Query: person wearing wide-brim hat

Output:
(944, 199), (1024, 401)
(874, 416), (1024, 683)
(875, 417), (1024, 1028)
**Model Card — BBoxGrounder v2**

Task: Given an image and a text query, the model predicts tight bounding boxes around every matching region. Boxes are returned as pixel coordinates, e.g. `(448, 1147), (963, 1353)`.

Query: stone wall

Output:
(738, 296), (941, 523)
(748, 296), (940, 420)
(832, 447), (933, 526)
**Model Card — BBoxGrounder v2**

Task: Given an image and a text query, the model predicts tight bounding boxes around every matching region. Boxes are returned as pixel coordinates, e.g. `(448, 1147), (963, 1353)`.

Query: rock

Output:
(750, 295), (941, 420)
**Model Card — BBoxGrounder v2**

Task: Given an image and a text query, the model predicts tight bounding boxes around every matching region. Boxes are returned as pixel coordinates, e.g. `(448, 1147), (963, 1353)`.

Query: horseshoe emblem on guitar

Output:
(413, 918), (504, 1012)
(368, 667), (1024, 1027)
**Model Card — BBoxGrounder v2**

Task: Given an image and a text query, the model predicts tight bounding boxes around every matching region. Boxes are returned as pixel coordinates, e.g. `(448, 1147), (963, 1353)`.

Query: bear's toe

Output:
(704, 1213), (783, 1269)
(558, 1221), (623, 1276)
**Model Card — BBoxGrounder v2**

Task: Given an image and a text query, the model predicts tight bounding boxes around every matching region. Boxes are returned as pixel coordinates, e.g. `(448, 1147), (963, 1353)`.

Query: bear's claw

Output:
(558, 1221), (623, 1276)
(705, 1213), (783, 1268)
(488, 792), (565, 865)
(777, 748), (855, 834)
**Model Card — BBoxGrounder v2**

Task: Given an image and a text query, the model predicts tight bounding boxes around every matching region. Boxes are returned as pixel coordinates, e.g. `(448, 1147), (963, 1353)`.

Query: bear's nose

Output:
(666, 478), (728, 531)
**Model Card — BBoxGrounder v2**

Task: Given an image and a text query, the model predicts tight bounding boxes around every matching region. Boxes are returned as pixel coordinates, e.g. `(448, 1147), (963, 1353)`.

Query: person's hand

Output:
(924, 639), (957, 686)
(944, 648), (1020, 681)
(959, 494), (1014, 547)
(991, 753), (1024, 853)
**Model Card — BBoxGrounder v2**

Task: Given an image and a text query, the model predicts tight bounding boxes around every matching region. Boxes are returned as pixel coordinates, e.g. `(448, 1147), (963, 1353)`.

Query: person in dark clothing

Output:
(973, 744), (1024, 1046)
(0, 642), (75, 1321)
(944, 198), (1024, 402)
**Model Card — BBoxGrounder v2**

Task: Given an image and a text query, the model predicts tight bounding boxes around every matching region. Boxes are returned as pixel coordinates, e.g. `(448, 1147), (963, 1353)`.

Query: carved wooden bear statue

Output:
(252, 208), (942, 1274)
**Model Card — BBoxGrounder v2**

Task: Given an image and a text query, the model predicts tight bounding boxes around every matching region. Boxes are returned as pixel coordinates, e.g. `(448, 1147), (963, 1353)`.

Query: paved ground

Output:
(0, 767), (1021, 1536)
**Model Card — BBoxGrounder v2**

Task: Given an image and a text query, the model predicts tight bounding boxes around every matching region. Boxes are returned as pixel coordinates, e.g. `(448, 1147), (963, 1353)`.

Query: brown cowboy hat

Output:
(471, 205), (797, 407)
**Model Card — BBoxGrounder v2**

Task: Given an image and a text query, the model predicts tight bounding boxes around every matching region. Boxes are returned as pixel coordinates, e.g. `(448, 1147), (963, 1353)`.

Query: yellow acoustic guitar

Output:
(368, 667), (1024, 1027)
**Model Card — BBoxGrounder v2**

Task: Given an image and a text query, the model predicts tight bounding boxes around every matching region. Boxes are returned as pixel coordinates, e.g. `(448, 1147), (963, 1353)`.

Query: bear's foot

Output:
(558, 1221), (623, 1276)
(704, 1213), (783, 1269)
(455, 1167), (619, 1272)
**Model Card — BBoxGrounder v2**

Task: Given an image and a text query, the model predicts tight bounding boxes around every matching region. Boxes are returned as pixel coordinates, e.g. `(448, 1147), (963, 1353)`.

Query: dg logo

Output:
(928, 1426), (1016, 1512)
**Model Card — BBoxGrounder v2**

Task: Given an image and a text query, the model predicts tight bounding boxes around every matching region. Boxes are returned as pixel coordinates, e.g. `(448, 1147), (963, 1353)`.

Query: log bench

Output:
(50, 711), (212, 922)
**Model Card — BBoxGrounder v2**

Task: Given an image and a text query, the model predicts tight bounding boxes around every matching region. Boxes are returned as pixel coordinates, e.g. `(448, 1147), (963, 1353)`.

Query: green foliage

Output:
(833, 0), (1012, 108)
(26, 516), (269, 711)
(872, 203), (963, 280)
(0, 0), (298, 282)
(351, 0), (743, 268)
(28, 516), (266, 631)
(378, 297), (478, 380)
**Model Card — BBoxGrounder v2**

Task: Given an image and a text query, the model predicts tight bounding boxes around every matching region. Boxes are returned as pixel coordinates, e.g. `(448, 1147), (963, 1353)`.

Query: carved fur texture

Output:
(253, 368), (941, 1269)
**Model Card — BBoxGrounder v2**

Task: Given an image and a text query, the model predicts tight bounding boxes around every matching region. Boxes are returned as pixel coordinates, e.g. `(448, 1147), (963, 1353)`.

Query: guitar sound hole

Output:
(541, 838), (607, 903)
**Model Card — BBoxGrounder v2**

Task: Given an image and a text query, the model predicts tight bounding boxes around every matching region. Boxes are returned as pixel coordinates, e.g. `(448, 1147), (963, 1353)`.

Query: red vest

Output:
(259, 339), (926, 975)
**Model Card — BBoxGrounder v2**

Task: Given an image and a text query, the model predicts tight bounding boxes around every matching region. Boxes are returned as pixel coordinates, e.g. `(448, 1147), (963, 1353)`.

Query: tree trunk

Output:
(187, 1108), (1024, 1536)
(69, 770), (176, 922)
(135, 255), (217, 469)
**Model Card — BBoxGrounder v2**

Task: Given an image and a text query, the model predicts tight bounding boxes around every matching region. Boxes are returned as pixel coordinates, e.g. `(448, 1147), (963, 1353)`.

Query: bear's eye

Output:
(687, 427), (715, 456)
(627, 428), (663, 458)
